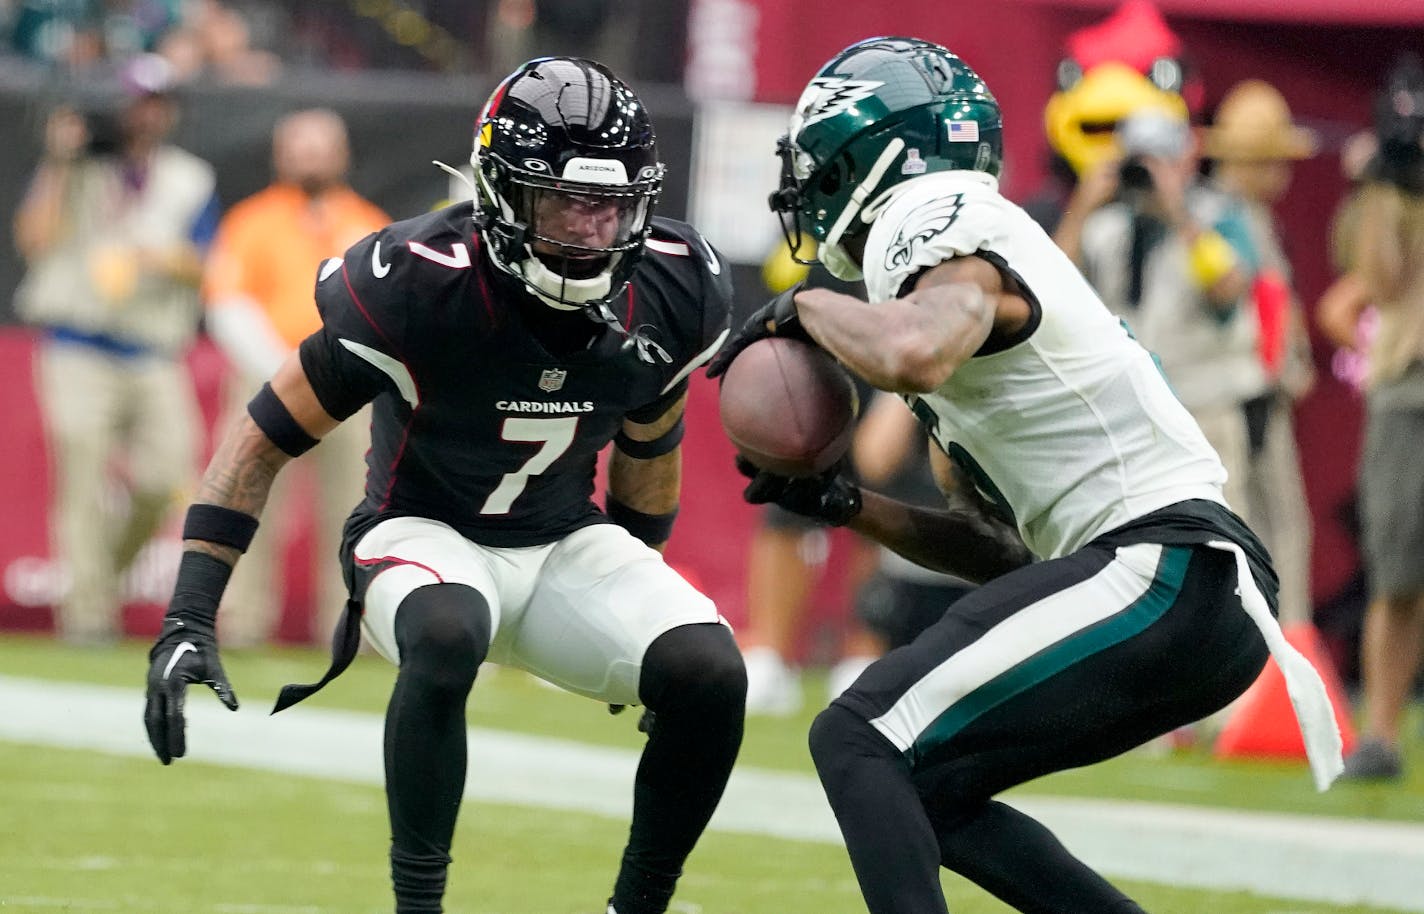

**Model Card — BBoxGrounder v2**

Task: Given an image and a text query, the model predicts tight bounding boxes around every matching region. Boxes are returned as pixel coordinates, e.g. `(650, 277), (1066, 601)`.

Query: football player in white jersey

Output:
(708, 37), (1343, 914)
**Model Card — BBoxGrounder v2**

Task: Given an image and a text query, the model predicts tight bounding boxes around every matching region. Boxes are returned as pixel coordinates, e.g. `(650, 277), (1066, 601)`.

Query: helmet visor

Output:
(508, 173), (656, 266)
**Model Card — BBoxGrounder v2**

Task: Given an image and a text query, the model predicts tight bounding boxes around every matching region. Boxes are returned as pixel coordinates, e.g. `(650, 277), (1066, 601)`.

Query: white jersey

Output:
(862, 171), (1227, 559)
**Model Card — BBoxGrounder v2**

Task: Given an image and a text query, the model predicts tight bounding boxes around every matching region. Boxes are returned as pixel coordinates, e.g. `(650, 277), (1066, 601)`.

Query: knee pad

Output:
(393, 583), (492, 692)
(640, 623), (747, 715)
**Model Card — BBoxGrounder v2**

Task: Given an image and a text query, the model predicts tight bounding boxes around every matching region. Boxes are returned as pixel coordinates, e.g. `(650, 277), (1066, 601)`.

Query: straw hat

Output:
(1204, 80), (1317, 161)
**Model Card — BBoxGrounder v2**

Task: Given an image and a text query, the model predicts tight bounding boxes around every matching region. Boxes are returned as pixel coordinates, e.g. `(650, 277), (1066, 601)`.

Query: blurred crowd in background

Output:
(1, 0), (678, 81)
(2, 0), (1422, 784)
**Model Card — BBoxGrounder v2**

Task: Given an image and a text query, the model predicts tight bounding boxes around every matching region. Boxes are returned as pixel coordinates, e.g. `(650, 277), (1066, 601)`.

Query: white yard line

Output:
(2, 898), (119, 910)
(3, 675), (1422, 911)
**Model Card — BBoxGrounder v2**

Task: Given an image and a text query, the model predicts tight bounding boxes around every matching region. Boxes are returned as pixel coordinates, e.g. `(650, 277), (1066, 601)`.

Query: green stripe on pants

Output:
(908, 546), (1192, 763)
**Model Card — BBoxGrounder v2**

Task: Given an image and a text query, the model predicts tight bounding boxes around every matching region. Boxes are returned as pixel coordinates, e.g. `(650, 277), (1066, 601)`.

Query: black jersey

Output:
(298, 203), (733, 549)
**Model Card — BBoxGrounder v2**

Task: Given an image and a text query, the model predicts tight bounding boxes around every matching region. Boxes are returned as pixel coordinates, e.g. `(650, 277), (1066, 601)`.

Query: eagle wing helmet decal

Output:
(791, 77), (885, 133)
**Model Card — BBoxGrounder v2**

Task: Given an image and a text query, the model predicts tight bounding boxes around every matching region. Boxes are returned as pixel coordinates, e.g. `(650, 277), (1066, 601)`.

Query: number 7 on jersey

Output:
(480, 416), (579, 515)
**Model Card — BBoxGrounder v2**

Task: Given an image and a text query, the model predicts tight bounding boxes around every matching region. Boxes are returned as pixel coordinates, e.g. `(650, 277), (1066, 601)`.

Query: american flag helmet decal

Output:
(947, 121), (980, 142)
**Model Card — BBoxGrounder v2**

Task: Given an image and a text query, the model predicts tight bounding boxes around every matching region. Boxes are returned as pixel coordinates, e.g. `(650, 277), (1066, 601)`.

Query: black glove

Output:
(736, 455), (862, 526)
(706, 283), (814, 380)
(144, 553), (239, 765)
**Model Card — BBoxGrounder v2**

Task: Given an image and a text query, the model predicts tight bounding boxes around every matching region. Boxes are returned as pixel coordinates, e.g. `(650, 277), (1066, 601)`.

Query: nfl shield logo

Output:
(538, 368), (567, 392)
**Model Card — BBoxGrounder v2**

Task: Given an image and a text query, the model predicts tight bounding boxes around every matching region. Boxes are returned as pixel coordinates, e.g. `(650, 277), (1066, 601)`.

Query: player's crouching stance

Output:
(144, 58), (744, 914)
(709, 38), (1343, 914)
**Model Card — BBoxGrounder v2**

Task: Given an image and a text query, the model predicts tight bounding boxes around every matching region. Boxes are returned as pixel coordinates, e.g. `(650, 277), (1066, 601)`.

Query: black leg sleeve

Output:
(610, 623), (746, 914)
(808, 704), (949, 914)
(809, 702), (1149, 914)
(931, 800), (1147, 914)
(384, 584), (492, 914)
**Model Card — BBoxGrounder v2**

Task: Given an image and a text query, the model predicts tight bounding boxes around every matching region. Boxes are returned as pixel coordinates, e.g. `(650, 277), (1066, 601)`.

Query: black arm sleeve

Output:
(299, 233), (414, 419)
(298, 329), (389, 420)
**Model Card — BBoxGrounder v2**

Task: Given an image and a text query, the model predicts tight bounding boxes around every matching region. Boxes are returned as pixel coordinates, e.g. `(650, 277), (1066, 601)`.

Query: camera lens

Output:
(83, 110), (123, 157)
(1119, 158), (1154, 192)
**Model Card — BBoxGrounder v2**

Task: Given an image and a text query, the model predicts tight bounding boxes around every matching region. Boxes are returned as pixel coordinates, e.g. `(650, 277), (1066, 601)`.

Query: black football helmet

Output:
(471, 57), (665, 317)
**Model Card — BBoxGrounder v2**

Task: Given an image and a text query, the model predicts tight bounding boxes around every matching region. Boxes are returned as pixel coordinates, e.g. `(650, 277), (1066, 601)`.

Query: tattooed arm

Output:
(144, 354), (346, 765)
(187, 355), (342, 565)
(607, 392), (687, 553)
(794, 255), (1032, 394)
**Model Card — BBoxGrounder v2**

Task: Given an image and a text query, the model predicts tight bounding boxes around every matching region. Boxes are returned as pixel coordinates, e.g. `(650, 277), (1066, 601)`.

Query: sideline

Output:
(3, 675), (1421, 912)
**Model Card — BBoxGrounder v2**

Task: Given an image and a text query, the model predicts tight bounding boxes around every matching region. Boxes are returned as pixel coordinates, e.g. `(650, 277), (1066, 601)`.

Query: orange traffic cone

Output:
(1214, 623), (1358, 762)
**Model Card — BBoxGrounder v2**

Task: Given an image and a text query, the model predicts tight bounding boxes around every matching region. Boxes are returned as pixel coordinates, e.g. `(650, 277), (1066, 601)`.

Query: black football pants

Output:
(810, 541), (1269, 914)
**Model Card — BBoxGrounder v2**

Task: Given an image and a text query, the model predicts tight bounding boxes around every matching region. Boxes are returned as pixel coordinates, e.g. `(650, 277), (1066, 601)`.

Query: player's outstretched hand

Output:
(706, 283), (814, 379)
(736, 455), (862, 526)
(144, 615), (238, 765)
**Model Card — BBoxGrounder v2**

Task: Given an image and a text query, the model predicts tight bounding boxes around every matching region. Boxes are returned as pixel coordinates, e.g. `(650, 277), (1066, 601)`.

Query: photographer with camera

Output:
(1331, 55), (1424, 781)
(1065, 109), (1264, 521)
(12, 54), (218, 645)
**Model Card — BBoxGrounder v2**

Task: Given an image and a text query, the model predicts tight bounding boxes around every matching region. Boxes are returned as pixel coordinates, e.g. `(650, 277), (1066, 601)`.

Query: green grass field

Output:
(2, 634), (1420, 914)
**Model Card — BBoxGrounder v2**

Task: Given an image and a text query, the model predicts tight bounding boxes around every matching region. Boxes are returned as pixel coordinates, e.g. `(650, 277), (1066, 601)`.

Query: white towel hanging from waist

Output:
(1208, 539), (1343, 791)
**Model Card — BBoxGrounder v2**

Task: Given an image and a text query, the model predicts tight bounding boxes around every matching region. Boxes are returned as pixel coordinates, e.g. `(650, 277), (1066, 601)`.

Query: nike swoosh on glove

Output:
(144, 616), (238, 765)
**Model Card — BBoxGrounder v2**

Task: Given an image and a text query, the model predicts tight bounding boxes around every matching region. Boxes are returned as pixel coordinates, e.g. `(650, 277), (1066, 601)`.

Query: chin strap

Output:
(818, 137), (906, 282)
(629, 332), (672, 364)
(518, 250), (612, 312)
(523, 241), (670, 365)
(515, 262), (670, 366)
(583, 291), (672, 365)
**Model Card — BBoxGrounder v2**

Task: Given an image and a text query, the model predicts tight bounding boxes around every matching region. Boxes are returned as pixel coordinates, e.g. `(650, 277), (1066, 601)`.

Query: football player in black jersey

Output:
(142, 58), (744, 914)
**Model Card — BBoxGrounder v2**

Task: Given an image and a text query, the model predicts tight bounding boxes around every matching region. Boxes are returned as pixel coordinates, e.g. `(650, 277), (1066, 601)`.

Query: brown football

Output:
(718, 337), (858, 476)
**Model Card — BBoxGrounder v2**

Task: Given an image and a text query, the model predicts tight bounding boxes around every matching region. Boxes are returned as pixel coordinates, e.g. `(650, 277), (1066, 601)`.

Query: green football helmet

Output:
(770, 37), (1003, 280)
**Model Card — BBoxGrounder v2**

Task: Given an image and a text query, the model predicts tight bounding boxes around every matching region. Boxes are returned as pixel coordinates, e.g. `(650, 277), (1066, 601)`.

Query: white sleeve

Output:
(864, 178), (1003, 302)
(207, 297), (290, 381)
